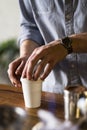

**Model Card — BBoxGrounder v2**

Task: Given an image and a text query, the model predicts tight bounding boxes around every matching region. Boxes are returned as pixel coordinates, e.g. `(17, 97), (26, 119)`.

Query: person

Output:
(8, 0), (87, 93)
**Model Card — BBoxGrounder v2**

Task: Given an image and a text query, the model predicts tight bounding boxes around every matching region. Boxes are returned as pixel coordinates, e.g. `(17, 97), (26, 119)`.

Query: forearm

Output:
(70, 32), (87, 53)
(20, 40), (39, 57)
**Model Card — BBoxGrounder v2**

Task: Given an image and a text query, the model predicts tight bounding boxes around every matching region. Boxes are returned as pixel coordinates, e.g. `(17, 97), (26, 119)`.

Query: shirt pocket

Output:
(31, 0), (55, 14)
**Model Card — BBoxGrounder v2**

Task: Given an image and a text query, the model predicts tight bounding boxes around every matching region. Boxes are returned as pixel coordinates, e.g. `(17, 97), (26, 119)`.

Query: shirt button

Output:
(65, 14), (71, 21)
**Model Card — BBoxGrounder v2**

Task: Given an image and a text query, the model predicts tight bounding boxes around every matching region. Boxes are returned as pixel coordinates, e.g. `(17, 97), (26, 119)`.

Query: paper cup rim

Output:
(20, 77), (42, 83)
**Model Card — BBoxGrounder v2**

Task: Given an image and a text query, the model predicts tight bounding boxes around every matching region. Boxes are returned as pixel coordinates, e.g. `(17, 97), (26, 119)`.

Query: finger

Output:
(15, 60), (25, 75)
(33, 59), (47, 80)
(12, 76), (21, 87)
(7, 60), (22, 87)
(27, 59), (38, 80)
(22, 56), (40, 80)
(22, 46), (45, 79)
(21, 63), (27, 78)
(40, 62), (54, 80)
(8, 59), (22, 74)
(7, 69), (21, 87)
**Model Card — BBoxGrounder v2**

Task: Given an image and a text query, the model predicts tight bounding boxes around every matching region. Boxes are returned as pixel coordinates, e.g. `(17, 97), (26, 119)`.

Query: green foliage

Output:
(0, 39), (19, 68)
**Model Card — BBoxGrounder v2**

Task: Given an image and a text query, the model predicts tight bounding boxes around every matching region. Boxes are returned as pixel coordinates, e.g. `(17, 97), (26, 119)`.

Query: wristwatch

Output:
(61, 37), (73, 54)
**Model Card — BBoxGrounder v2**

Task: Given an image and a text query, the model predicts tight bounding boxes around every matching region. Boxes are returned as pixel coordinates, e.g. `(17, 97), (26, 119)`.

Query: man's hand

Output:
(22, 40), (67, 80)
(7, 56), (28, 87)
(7, 40), (39, 87)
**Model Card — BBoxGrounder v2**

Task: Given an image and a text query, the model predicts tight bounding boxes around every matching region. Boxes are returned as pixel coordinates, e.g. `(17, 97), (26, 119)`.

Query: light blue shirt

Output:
(19, 0), (87, 93)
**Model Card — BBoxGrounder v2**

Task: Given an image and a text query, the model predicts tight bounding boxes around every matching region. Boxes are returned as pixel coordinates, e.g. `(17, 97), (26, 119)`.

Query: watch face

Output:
(62, 37), (71, 47)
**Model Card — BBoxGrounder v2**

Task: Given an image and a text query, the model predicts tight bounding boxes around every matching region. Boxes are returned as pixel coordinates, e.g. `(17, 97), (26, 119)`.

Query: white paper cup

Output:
(20, 78), (42, 108)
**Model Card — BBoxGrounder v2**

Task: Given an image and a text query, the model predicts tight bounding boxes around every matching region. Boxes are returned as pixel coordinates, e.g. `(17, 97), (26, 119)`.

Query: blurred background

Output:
(0, 0), (20, 41)
(0, 0), (20, 85)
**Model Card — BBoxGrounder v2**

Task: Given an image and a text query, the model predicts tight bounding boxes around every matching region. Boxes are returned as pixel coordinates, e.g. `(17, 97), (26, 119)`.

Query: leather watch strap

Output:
(61, 37), (73, 54)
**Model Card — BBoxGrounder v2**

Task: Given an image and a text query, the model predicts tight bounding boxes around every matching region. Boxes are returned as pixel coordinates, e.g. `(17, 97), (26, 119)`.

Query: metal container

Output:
(64, 85), (86, 121)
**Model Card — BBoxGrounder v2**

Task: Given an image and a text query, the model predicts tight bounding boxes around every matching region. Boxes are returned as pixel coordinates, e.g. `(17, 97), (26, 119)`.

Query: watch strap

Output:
(61, 37), (73, 54)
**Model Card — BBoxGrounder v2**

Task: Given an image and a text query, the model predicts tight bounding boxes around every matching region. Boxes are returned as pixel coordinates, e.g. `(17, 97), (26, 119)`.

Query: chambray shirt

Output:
(19, 0), (87, 93)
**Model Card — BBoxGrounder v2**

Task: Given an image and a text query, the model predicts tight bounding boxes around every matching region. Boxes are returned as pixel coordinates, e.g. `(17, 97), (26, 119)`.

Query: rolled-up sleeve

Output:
(18, 0), (44, 46)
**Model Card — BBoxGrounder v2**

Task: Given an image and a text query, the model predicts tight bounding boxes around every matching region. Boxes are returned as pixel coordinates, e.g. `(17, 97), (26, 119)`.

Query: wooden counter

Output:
(0, 84), (64, 129)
